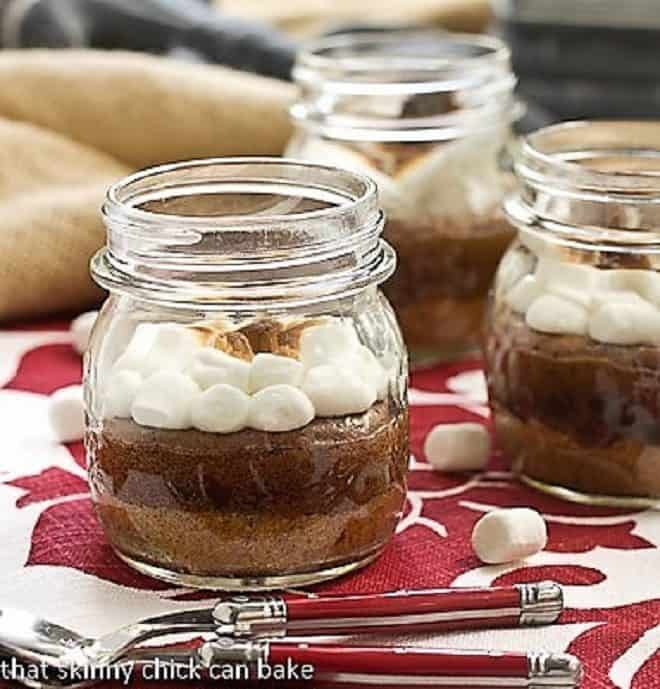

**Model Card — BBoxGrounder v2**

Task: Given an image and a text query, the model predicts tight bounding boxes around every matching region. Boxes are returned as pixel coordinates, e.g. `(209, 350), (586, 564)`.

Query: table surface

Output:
(0, 319), (658, 689)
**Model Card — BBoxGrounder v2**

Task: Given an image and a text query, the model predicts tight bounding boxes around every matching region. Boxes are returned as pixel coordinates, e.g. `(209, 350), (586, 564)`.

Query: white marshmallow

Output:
(396, 132), (504, 221)
(48, 385), (85, 443)
(423, 423), (491, 472)
(590, 289), (649, 312)
(526, 295), (589, 335)
(191, 384), (250, 433)
(249, 353), (303, 393)
(290, 137), (407, 216)
(471, 508), (547, 564)
(112, 323), (159, 373)
(131, 372), (199, 429)
(602, 269), (660, 307)
(189, 347), (250, 392)
(536, 258), (598, 290)
(497, 249), (534, 294)
(589, 302), (660, 345)
(248, 384), (314, 432)
(303, 364), (377, 417)
(104, 370), (142, 418)
(70, 310), (98, 354)
(299, 320), (360, 368)
(347, 345), (389, 401)
(140, 324), (203, 375)
(536, 258), (599, 308)
(505, 275), (541, 313)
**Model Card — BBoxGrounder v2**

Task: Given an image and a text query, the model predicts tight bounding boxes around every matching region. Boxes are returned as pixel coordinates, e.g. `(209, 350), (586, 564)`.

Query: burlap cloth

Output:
(0, 1), (491, 322)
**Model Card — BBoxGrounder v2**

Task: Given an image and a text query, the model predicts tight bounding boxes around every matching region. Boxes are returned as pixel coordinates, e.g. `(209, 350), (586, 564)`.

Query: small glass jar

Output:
(485, 121), (660, 507)
(84, 158), (409, 590)
(286, 31), (520, 364)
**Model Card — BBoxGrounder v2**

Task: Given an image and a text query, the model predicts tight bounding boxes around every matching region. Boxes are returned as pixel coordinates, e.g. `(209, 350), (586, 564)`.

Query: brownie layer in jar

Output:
(88, 315), (409, 580)
(486, 306), (660, 498)
(89, 401), (408, 578)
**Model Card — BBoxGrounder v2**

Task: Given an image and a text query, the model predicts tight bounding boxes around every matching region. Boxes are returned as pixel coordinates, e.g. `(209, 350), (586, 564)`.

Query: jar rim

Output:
(295, 31), (511, 80)
(517, 120), (660, 194)
(104, 156), (378, 230)
(291, 30), (519, 143)
(94, 157), (394, 310)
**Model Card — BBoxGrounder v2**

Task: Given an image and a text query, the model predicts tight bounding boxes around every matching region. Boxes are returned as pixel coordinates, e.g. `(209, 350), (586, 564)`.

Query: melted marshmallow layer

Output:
(503, 254), (660, 345)
(103, 318), (393, 433)
(292, 133), (504, 225)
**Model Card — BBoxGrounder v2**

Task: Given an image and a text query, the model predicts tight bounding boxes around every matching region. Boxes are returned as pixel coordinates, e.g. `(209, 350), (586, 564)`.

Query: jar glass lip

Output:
(295, 31), (511, 86)
(291, 31), (517, 142)
(103, 156), (379, 232)
(517, 120), (660, 193)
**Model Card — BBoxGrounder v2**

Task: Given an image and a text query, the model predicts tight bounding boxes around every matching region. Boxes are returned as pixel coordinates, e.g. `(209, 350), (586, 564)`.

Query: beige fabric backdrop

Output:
(0, 1), (491, 321)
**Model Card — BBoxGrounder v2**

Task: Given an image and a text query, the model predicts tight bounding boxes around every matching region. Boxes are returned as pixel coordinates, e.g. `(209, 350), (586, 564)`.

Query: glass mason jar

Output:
(486, 121), (660, 508)
(84, 158), (409, 590)
(286, 31), (520, 364)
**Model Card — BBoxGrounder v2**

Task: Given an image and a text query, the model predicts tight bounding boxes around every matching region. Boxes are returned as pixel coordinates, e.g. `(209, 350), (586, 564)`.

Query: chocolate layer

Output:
(486, 305), (660, 498)
(89, 402), (409, 577)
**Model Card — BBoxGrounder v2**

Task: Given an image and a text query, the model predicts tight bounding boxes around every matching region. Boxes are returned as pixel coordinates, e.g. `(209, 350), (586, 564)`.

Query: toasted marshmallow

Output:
(589, 302), (660, 345)
(299, 320), (360, 368)
(292, 137), (406, 214)
(191, 384), (250, 433)
(70, 310), (98, 355)
(131, 372), (200, 429)
(189, 347), (251, 392)
(303, 364), (377, 417)
(471, 508), (547, 564)
(526, 295), (589, 335)
(248, 384), (314, 432)
(48, 385), (84, 443)
(505, 275), (541, 313)
(347, 345), (389, 401)
(104, 370), (142, 419)
(396, 133), (504, 222)
(424, 423), (490, 472)
(249, 353), (304, 393)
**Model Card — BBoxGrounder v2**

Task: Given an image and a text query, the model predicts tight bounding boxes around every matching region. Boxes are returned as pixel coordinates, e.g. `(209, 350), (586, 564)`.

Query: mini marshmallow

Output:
(536, 258), (599, 295)
(248, 384), (314, 432)
(505, 275), (541, 313)
(189, 347), (251, 392)
(347, 345), (389, 401)
(70, 310), (98, 355)
(590, 289), (649, 312)
(303, 364), (377, 417)
(140, 324), (205, 375)
(603, 269), (660, 307)
(104, 370), (142, 418)
(112, 323), (159, 373)
(299, 320), (360, 368)
(191, 384), (250, 433)
(48, 385), (85, 443)
(589, 302), (660, 345)
(249, 353), (304, 393)
(526, 294), (589, 335)
(423, 423), (490, 472)
(534, 258), (599, 309)
(497, 250), (535, 293)
(131, 372), (200, 430)
(471, 508), (547, 564)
